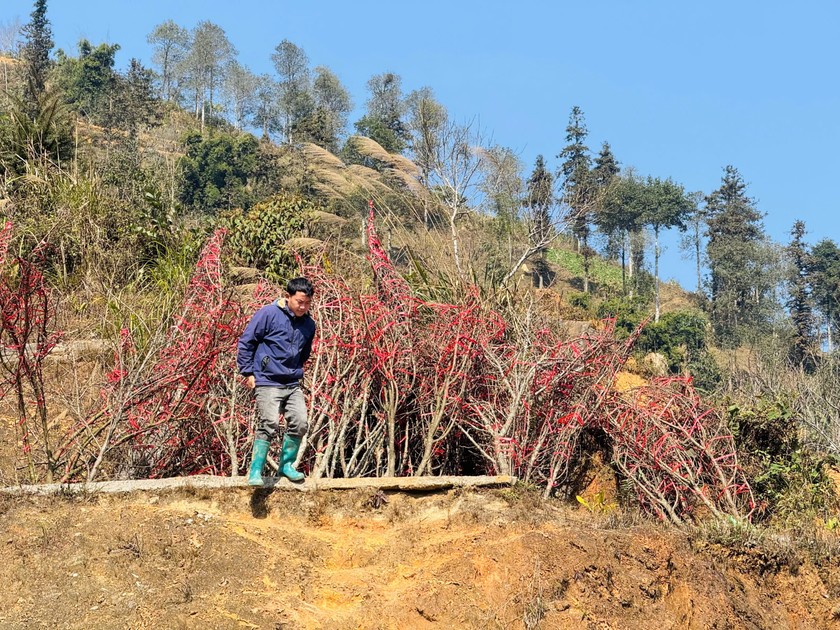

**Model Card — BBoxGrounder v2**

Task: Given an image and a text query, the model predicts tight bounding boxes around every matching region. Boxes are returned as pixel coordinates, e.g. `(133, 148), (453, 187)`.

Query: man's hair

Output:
(286, 277), (314, 297)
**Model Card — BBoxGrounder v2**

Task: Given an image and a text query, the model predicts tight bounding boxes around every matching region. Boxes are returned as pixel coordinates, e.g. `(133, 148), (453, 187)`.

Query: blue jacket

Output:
(237, 299), (316, 387)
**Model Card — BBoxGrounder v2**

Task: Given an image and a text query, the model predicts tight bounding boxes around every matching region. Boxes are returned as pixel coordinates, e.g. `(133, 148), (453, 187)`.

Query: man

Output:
(237, 277), (316, 486)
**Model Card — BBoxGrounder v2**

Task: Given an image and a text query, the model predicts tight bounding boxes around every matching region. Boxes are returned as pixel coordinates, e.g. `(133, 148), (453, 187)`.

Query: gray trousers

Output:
(254, 386), (308, 441)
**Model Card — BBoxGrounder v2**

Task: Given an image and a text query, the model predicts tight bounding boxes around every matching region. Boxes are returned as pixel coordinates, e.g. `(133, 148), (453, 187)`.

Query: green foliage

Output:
(786, 221), (817, 371)
(547, 248), (623, 294)
(133, 187), (181, 263)
(177, 130), (259, 214)
(596, 298), (720, 389)
(596, 295), (647, 335)
(3, 163), (149, 286)
(350, 114), (409, 156)
(352, 72), (410, 154)
(807, 238), (840, 349)
(727, 396), (840, 524)
(52, 39), (120, 124)
(568, 291), (591, 311)
(638, 310), (719, 388)
(20, 0), (53, 105)
(576, 490), (617, 514)
(705, 166), (776, 346)
(220, 193), (310, 281)
(0, 88), (74, 177)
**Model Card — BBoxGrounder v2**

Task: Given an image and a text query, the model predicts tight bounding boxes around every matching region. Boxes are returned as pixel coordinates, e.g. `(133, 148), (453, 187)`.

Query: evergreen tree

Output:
(593, 141), (619, 186)
(178, 131), (258, 214)
(597, 172), (644, 296)
(523, 154), (555, 287)
(20, 0), (53, 105)
(52, 40), (120, 124)
(808, 239), (840, 352)
(592, 141), (620, 259)
(786, 220), (817, 369)
(704, 165), (772, 346)
(117, 58), (160, 133)
(557, 106), (595, 291)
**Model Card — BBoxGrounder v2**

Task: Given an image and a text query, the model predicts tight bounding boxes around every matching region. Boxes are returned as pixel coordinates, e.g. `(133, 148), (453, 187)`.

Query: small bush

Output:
(727, 396), (840, 524)
(220, 193), (310, 281)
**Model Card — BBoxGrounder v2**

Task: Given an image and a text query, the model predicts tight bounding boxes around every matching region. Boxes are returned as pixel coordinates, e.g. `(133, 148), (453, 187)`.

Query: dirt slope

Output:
(1, 487), (838, 629)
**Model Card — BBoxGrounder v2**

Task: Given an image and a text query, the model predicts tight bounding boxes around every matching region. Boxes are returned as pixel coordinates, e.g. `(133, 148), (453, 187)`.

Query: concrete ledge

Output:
(0, 474), (517, 496)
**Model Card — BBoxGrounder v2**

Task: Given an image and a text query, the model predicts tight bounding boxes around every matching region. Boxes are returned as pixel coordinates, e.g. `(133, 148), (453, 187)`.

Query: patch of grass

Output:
(547, 248), (623, 292)
(691, 518), (806, 575)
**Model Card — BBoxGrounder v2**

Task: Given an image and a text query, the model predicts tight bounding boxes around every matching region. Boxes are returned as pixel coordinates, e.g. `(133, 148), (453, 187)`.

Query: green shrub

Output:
(220, 193), (310, 282)
(596, 296), (647, 336)
(727, 396), (840, 524)
(568, 291), (591, 311)
(547, 248), (623, 294)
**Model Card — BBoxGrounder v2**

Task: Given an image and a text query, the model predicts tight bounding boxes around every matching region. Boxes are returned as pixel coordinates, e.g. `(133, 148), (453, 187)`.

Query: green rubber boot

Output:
(280, 434), (305, 482)
(247, 439), (270, 486)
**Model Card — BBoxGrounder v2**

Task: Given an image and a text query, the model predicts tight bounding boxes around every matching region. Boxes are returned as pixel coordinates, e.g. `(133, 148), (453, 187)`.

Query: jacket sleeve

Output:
(237, 308), (266, 376)
(300, 322), (316, 366)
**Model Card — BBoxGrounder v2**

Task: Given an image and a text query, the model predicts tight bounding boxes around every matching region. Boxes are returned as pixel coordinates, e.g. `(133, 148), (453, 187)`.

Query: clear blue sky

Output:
(5, 0), (839, 290)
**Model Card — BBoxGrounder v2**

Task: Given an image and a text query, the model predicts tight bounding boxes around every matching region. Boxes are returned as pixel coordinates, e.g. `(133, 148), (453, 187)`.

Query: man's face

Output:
(287, 291), (312, 317)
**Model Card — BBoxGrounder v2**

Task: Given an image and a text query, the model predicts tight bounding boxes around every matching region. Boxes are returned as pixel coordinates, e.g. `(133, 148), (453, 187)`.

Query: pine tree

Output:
(597, 173), (643, 295)
(786, 220), (817, 370)
(20, 0), (53, 106)
(593, 141), (619, 186)
(704, 165), (772, 346)
(592, 141), (621, 259)
(557, 106), (595, 291)
(808, 239), (840, 352)
(524, 155), (555, 287)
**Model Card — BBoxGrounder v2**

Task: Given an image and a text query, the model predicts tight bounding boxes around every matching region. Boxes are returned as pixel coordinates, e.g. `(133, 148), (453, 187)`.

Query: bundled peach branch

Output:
(6, 208), (753, 523)
(57, 229), (271, 481)
(0, 222), (63, 483)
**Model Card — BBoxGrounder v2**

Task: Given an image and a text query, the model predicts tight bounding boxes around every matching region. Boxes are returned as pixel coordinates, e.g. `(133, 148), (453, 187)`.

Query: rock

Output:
(228, 267), (261, 284)
(641, 352), (669, 377)
(285, 237), (324, 252)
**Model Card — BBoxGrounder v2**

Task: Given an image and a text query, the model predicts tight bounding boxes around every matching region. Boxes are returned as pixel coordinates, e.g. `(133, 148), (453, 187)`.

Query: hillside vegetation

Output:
(0, 4), (839, 627)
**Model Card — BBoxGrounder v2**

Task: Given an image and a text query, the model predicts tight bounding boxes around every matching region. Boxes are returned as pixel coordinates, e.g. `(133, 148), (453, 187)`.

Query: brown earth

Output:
(1, 486), (839, 630)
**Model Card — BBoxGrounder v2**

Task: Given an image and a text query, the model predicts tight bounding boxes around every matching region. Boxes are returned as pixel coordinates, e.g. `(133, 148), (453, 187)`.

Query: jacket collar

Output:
(275, 297), (308, 321)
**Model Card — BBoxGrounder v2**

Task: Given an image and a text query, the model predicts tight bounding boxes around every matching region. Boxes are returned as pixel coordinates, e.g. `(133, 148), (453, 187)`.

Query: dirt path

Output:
(0, 487), (838, 629)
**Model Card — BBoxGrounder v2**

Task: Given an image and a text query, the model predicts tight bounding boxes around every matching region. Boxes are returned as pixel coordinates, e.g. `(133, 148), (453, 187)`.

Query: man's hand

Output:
(245, 375), (255, 390)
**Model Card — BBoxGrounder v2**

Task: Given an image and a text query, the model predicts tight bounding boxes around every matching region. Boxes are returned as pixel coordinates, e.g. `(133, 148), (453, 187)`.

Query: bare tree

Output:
(406, 87), (447, 226)
(271, 40), (312, 143)
(426, 117), (486, 276)
(0, 18), (22, 92)
(184, 21), (235, 131)
(223, 61), (258, 130)
(146, 20), (190, 102)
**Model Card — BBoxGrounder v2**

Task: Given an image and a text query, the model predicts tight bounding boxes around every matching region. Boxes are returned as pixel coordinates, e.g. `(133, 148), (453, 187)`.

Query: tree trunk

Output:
(695, 222), (702, 294)
(654, 227), (661, 322)
(449, 211), (462, 276)
(621, 231), (627, 296)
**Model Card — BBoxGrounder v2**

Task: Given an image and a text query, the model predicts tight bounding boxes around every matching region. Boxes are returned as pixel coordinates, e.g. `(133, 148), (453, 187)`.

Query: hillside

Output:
(1, 486), (839, 629)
